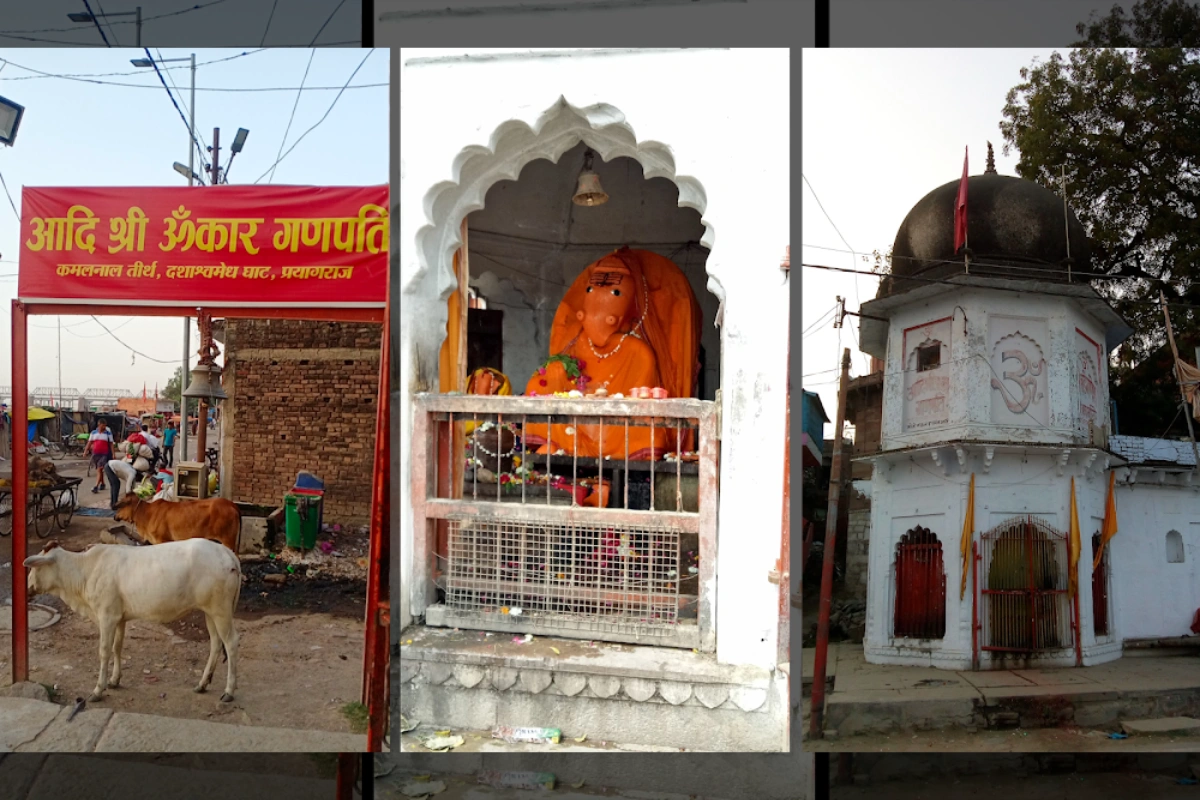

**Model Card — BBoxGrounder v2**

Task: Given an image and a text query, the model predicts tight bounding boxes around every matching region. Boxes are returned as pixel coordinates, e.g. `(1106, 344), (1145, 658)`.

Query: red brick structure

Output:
(220, 319), (383, 526)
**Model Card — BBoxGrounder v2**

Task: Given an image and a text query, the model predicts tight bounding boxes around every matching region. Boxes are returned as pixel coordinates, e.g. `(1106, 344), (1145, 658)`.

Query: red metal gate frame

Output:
(978, 515), (1076, 656)
(10, 300), (390, 752)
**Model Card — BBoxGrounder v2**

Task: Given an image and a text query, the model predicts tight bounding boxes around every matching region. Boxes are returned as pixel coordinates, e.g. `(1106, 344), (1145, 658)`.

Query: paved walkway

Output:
(1, 696), (367, 753)
(806, 644), (1200, 739)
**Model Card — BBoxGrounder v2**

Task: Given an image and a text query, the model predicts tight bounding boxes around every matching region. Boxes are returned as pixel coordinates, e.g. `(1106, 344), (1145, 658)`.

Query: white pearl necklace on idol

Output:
(586, 272), (650, 361)
(471, 422), (518, 458)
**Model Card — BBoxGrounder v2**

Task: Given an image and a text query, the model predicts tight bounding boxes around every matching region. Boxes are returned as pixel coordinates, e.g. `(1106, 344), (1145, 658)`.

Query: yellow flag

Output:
(1068, 477), (1081, 599)
(959, 473), (975, 600)
(1093, 470), (1118, 571)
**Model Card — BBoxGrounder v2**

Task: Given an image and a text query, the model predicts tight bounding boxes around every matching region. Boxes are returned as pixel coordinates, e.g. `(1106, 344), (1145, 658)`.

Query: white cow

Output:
(24, 538), (241, 702)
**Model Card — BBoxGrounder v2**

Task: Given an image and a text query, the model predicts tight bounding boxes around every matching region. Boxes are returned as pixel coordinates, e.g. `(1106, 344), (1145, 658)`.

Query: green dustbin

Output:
(284, 493), (321, 549)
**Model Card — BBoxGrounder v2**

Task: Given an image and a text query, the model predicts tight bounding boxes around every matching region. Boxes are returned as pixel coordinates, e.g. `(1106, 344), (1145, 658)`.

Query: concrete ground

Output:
(0, 695), (368, 753)
(804, 643), (1200, 747)
(1, 753), (345, 800)
(399, 725), (677, 753)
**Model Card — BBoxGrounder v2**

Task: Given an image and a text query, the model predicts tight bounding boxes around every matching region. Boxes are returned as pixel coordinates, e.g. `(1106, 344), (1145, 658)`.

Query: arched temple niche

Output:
(411, 97), (724, 399)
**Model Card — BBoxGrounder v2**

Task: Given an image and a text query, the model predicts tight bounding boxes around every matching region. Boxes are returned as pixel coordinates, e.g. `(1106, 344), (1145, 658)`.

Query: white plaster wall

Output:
(1112, 481), (1200, 639)
(881, 289), (1111, 452)
(865, 448), (1116, 669)
(398, 48), (790, 669)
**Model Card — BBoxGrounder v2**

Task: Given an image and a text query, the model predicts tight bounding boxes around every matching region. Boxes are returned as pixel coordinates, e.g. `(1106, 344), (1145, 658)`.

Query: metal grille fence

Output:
(893, 526), (946, 640)
(980, 515), (1074, 653)
(442, 518), (688, 636)
(410, 393), (718, 651)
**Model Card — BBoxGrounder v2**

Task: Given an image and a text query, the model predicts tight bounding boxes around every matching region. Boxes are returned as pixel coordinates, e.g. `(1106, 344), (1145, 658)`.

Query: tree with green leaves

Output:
(1000, 0), (1200, 437)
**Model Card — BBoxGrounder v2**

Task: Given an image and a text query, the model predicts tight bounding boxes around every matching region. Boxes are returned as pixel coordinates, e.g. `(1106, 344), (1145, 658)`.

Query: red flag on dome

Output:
(954, 146), (969, 254)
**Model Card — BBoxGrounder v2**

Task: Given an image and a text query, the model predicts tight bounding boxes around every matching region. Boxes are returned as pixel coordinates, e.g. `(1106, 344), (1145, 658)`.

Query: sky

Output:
(0, 46), (387, 403)
(801, 48), (1064, 438)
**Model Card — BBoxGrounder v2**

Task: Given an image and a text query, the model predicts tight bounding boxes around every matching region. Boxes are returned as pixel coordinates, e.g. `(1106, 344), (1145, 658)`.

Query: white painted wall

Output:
(880, 289), (1111, 452)
(1112, 479), (1200, 639)
(399, 48), (790, 669)
(865, 446), (1120, 669)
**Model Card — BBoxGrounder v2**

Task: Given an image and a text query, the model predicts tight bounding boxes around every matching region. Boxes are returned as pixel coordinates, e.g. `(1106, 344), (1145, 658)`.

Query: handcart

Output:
(0, 476), (84, 538)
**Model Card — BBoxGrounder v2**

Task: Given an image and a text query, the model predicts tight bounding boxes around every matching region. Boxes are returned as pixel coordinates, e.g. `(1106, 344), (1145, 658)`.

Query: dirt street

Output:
(0, 454), (370, 735)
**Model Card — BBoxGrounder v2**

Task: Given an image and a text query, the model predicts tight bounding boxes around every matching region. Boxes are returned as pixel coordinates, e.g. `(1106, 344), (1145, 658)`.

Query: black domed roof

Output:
(881, 167), (1090, 298)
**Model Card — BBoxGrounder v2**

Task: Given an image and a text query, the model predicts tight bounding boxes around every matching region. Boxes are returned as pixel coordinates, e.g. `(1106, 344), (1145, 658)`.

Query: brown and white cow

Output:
(113, 494), (241, 553)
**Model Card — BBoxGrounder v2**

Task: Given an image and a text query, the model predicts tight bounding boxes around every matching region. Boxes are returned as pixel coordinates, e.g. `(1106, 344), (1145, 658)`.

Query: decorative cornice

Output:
(399, 657), (770, 712)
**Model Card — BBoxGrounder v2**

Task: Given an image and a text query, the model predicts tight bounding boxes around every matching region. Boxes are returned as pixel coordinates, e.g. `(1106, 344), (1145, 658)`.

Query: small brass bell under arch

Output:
(572, 148), (609, 207)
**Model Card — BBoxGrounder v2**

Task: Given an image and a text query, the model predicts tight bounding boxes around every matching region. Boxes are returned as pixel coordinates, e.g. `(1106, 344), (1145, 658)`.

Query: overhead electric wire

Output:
(800, 261), (1200, 312)
(253, 49), (376, 183)
(65, 318), (135, 339)
(0, 50), (266, 82)
(260, 0), (280, 46)
(90, 316), (177, 364)
(94, 0), (120, 47)
(803, 240), (1169, 282)
(142, 47), (210, 181)
(801, 304), (836, 337)
(0, 1), (229, 35)
(269, 49), (317, 184)
(156, 48), (209, 170)
(0, 168), (18, 222)
(0, 56), (383, 91)
(80, 0), (112, 46)
(309, 0), (349, 46)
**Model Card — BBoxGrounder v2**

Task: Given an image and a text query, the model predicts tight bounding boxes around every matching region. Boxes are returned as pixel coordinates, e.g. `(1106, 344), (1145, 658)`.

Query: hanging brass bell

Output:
(182, 363), (227, 401)
(572, 170), (608, 207)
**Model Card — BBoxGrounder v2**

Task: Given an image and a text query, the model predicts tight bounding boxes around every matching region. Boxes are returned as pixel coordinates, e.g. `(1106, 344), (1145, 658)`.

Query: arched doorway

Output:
(980, 515), (1074, 653)
(893, 526), (946, 640)
(404, 98), (725, 653)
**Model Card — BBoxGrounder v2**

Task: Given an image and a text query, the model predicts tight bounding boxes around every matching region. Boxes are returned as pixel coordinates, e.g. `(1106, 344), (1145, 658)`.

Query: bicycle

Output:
(63, 434), (88, 458)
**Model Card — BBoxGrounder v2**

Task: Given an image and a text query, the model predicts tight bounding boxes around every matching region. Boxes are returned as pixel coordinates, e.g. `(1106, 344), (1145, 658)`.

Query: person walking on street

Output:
(84, 420), (114, 494)
(162, 420), (177, 468)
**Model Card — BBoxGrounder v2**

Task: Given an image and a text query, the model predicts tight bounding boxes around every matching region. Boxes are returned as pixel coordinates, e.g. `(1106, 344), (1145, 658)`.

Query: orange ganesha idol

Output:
(523, 246), (702, 469)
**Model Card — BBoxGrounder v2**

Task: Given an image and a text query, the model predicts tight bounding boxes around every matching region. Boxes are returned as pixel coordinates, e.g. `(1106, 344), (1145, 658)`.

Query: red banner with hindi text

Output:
(18, 185), (388, 307)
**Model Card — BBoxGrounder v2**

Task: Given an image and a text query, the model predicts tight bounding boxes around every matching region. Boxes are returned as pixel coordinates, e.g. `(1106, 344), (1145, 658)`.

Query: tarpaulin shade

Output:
(18, 185), (388, 307)
(26, 407), (54, 421)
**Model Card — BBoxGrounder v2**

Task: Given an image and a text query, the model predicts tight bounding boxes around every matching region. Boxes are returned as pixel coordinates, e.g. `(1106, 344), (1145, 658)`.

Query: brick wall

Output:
(224, 319), (382, 526)
(844, 505), (871, 600)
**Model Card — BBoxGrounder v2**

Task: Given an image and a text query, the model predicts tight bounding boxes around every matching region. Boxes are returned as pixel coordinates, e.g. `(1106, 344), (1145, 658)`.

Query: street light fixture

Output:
(223, 128), (250, 183)
(0, 95), (25, 146)
(131, 54), (196, 187)
(172, 162), (202, 184)
(230, 128), (249, 154)
(68, 6), (142, 46)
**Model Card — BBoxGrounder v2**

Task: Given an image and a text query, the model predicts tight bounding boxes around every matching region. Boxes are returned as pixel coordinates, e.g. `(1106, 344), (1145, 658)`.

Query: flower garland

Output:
(534, 354), (592, 393)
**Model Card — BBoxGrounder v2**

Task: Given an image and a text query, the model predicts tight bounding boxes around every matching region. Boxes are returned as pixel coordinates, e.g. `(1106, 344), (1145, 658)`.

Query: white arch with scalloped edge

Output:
(410, 96), (724, 315)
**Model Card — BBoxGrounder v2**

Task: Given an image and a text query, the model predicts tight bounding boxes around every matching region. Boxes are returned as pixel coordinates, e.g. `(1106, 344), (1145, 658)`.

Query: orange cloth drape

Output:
(438, 249), (467, 394)
(1093, 470), (1118, 570)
